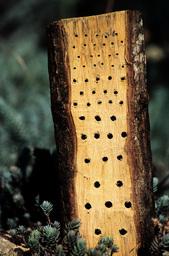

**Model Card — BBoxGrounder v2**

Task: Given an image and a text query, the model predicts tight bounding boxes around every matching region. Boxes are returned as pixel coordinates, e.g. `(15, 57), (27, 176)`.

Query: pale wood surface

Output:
(64, 11), (137, 255)
(48, 10), (153, 255)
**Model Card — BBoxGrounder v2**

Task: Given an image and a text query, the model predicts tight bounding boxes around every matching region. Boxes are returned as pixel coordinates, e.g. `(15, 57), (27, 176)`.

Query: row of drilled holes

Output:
(85, 201), (132, 210)
(74, 32), (119, 37)
(73, 76), (125, 82)
(95, 228), (127, 236)
(73, 100), (123, 106)
(80, 132), (127, 140)
(78, 115), (127, 121)
(84, 155), (123, 163)
(73, 64), (125, 69)
(77, 90), (118, 95)
(75, 53), (120, 58)
(93, 180), (123, 188)
(72, 41), (123, 48)
(76, 115), (117, 122)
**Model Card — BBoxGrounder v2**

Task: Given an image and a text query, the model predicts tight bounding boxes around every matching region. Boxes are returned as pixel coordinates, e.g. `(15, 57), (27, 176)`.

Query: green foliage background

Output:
(0, 0), (79, 167)
(0, 34), (54, 165)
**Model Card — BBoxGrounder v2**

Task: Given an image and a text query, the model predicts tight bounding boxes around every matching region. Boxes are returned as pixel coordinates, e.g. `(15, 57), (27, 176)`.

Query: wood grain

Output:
(48, 10), (154, 255)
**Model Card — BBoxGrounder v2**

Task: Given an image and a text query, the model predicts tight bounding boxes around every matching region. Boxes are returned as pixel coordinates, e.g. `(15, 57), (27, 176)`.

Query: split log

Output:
(48, 10), (154, 255)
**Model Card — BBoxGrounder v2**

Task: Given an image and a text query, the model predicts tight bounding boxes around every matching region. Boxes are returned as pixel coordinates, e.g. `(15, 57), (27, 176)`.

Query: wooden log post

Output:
(48, 10), (154, 255)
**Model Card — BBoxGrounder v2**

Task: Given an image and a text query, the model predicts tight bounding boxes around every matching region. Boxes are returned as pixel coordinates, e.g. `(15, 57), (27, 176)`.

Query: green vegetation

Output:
(10, 201), (118, 256)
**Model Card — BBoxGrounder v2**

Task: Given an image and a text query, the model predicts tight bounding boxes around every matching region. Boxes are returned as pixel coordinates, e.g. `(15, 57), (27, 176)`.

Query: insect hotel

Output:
(48, 10), (154, 256)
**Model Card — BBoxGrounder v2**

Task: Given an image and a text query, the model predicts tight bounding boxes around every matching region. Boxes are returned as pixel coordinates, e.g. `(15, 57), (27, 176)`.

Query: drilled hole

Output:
(121, 40), (124, 43)
(77, 56), (80, 58)
(116, 180), (123, 187)
(119, 101), (124, 105)
(81, 134), (87, 140)
(94, 181), (100, 188)
(80, 91), (84, 95)
(119, 229), (127, 235)
(75, 34), (78, 37)
(103, 43), (106, 46)
(73, 79), (77, 83)
(85, 203), (92, 209)
(125, 201), (132, 208)
(102, 156), (108, 162)
(95, 115), (101, 121)
(93, 43), (96, 46)
(114, 90), (118, 95)
(85, 78), (89, 83)
(97, 54), (100, 57)
(90, 55), (93, 58)
(93, 64), (96, 67)
(110, 115), (116, 121)
(95, 229), (101, 235)
(96, 34), (99, 37)
(79, 116), (85, 120)
(117, 155), (123, 161)
(73, 45), (75, 48)
(73, 67), (76, 69)
(116, 53), (119, 56)
(87, 102), (91, 107)
(108, 76), (112, 80)
(84, 158), (90, 163)
(73, 102), (78, 106)
(115, 32), (118, 36)
(121, 77), (126, 81)
(101, 62), (104, 65)
(108, 54), (111, 57)
(96, 77), (100, 82)
(103, 90), (107, 94)
(97, 100), (102, 104)
(111, 65), (114, 67)
(121, 132), (127, 138)
(111, 42), (114, 45)
(105, 201), (113, 208)
(108, 100), (113, 104)
(85, 34), (88, 37)
(107, 133), (113, 139)
(83, 65), (86, 68)
(122, 65), (125, 68)
(94, 133), (100, 139)
(92, 90), (96, 94)
(84, 44), (87, 46)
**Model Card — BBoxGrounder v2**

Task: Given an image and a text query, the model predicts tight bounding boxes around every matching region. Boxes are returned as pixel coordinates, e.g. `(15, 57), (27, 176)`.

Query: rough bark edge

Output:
(125, 10), (154, 255)
(48, 21), (77, 223)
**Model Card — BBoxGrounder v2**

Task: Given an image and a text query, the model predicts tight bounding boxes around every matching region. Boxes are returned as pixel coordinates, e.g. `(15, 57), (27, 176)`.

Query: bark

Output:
(48, 22), (77, 223)
(126, 11), (154, 253)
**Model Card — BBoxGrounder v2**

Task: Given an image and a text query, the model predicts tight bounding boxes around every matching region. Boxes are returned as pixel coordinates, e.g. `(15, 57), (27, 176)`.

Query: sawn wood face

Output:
(48, 10), (153, 255)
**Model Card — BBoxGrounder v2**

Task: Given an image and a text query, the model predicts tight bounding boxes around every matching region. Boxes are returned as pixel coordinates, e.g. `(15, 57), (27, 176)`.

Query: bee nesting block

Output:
(48, 10), (154, 255)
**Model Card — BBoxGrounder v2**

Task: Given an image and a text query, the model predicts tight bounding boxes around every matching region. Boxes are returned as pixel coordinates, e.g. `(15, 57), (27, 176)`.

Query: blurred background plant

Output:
(1, 0), (169, 236)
